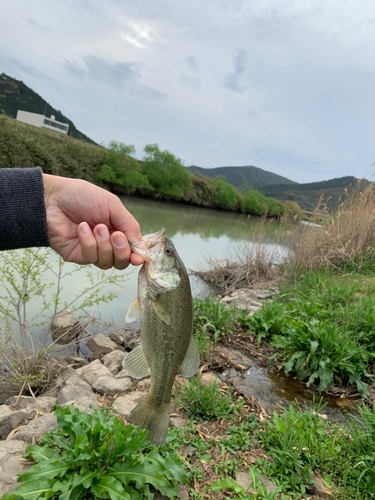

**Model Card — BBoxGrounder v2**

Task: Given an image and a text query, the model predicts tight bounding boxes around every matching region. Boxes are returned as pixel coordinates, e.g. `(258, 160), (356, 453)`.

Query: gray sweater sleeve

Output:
(0, 167), (49, 251)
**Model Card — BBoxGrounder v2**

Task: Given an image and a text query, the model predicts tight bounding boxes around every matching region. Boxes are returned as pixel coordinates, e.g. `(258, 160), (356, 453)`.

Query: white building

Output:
(16, 110), (69, 135)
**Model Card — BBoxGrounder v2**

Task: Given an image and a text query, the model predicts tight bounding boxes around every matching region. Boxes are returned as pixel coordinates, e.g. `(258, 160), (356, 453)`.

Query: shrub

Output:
(183, 173), (217, 206)
(214, 177), (240, 207)
(3, 406), (188, 500)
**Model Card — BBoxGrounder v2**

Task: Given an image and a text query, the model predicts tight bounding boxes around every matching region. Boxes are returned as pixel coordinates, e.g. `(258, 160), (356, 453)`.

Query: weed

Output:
(193, 297), (238, 344)
(174, 375), (243, 422)
(4, 405), (188, 500)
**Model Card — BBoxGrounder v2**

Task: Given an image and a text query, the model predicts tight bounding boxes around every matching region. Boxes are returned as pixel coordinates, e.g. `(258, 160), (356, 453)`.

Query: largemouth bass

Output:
(122, 229), (200, 444)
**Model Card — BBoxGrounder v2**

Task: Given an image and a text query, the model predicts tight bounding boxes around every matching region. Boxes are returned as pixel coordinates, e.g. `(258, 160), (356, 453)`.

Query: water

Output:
(0, 196), (290, 345)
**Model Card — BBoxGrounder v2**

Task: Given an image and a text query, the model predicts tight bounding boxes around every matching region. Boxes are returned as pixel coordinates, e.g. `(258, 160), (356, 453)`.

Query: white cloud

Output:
(1, 0), (375, 182)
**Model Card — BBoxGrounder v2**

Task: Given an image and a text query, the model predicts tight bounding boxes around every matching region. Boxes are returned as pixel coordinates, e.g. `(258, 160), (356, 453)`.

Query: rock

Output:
(215, 347), (252, 371)
(86, 334), (124, 355)
(112, 391), (145, 417)
(200, 372), (223, 387)
(115, 369), (132, 379)
(62, 355), (89, 368)
(178, 484), (189, 500)
(235, 472), (255, 494)
(0, 409), (32, 439)
(310, 474), (332, 498)
(62, 395), (99, 414)
(181, 445), (197, 456)
(255, 290), (273, 300)
(170, 417), (187, 428)
(5, 395), (56, 413)
(0, 405), (12, 417)
(102, 350), (126, 375)
(220, 289), (262, 311)
(0, 440), (28, 498)
(126, 338), (140, 351)
(62, 374), (92, 391)
(136, 379), (151, 391)
(0, 382), (21, 405)
(92, 376), (132, 396)
(13, 413), (58, 443)
(75, 359), (113, 386)
(57, 386), (96, 406)
(235, 472), (277, 495)
(50, 310), (84, 345)
(109, 330), (126, 346)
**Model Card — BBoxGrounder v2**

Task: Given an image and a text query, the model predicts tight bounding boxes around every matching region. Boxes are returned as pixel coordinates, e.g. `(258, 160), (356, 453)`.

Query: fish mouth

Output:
(129, 229), (166, 261)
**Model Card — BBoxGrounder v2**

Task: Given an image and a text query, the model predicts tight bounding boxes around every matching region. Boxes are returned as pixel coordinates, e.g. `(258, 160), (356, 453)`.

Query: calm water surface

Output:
(0, 197), (291, 343)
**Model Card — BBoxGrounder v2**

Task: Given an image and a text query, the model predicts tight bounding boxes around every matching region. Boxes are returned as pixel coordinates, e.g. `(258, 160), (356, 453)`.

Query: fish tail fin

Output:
(127, 395), (170, 445)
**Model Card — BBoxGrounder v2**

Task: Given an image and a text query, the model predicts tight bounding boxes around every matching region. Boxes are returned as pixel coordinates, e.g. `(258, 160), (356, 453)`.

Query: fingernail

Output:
(113, 233), (127, 248)
(80, 222), (91, 236)
(97, 226), (109, 240)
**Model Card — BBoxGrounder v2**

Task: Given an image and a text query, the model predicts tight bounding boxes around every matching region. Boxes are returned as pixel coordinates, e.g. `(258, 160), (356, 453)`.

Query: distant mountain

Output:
(0, 73), (97, 145)
(258, 176), (363, 212)
(187, 165), (296, 191)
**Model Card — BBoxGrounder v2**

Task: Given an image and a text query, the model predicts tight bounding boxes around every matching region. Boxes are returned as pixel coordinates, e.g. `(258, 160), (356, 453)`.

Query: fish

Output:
(122, 229), (200, 444)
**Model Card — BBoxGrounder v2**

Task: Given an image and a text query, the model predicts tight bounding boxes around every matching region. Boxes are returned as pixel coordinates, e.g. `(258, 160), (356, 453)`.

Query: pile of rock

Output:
(218, 288), (274, 317)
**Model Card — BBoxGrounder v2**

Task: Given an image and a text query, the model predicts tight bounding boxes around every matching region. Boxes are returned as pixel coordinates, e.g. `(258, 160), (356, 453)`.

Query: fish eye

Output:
(165, 247), (173, 256)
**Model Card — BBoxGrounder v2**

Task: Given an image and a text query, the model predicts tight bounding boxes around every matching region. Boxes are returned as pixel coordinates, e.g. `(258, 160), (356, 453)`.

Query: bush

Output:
(242, 189), (268, 214)
(214, 177), (240, 207)
(183, 173), (217, 206)
(4, 406), (188, 500)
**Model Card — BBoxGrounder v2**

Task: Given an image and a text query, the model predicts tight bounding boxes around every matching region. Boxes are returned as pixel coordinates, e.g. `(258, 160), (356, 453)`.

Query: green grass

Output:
(173, 375), (243, 422)
(239, 268), (375, 397)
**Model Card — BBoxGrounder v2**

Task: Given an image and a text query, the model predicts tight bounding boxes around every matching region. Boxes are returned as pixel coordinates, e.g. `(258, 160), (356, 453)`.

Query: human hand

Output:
(43, 174), (144, 269)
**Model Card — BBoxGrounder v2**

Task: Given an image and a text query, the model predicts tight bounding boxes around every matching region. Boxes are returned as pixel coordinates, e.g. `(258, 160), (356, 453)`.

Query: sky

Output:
(1, 0), (375, 183)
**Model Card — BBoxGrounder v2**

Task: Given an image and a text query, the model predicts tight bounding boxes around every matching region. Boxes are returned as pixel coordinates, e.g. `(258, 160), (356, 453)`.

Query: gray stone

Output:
(63, 374), (92, 391)
(50, 310), (84, 345)
(136, 379), (150, 391)
(170, 416), (187, 428)
(62, 395), (99, 414)
(215, 346), (252, 371)
(181, 445), (197, 456)
(102, 350), (126, 375)
(220, 289), (263, 311)
(0, 409), (32, 439)
(92, 376), (132, 396)
(62, 355), (89, 368)
(255, 290), (273, 300)
(0, 382), (21, 405)
(178, 484), (189, 500)
(115, 369), (133, 379)
(0, 440), (29, 498)
(112, 391), (144, 417)
(57, 386), (95, 406)
(109, 330), (126, 346)
(0, 439), (27, 454)
(13, 413), (58, 443)
(235, 472), (277, 495)
(310, 474), (332, 498)
(5, 395), (56, 413)
(200, 372), (223, 387)
(0, 405), (12, 417)
(75, 359), (113, 386)
(86, 334), (123, 355)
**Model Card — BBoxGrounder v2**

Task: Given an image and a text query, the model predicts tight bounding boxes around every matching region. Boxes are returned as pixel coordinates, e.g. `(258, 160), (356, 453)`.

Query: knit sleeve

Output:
(0, 167), (49, 251)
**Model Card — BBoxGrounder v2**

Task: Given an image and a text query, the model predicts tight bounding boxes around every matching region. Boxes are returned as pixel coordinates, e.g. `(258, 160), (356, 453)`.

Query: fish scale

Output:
(123, 229), (200, 444)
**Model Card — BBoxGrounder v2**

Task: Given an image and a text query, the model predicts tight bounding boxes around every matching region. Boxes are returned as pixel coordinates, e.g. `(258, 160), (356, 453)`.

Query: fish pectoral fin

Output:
(152, 298), (171, 325)
(180, 335), (200, 378)
(125, 296), (141, 323)
(122, 344), (150, 379)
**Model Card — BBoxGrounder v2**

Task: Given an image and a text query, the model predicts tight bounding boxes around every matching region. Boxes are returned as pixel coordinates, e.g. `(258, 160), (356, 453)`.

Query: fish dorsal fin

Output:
(152, 298), (171, 325)
(122, 344), (150, 379)
(180, 335), (200, 378)
(126, 296), (141, 323)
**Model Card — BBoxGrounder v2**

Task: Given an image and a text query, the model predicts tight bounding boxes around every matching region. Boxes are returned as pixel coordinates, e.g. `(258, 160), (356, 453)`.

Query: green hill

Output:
(258, 176), (363, 212)
(0, 73), (96, 145)
(187, 165), (296, 191)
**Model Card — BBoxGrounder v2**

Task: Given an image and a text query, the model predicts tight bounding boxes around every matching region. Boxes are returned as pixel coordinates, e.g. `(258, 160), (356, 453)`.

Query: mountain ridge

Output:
(187, 165), (297, 191)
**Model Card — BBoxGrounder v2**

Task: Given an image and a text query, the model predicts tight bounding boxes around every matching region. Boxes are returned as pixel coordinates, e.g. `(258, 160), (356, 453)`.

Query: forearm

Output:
(0, 167), (49, 251)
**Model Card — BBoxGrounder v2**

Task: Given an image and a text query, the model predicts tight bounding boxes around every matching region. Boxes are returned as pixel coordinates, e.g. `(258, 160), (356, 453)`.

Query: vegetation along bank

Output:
(0, 115), (302, 219)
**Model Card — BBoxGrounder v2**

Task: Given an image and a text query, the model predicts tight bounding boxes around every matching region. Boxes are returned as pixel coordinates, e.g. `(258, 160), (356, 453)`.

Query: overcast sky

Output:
(1, 0), (375, 183)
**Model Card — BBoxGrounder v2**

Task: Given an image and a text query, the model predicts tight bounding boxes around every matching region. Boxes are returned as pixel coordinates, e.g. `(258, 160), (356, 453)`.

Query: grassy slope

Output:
(0, 72), (97, 145)
(187, 165), (296, 190)
(0, 115), (105, 182)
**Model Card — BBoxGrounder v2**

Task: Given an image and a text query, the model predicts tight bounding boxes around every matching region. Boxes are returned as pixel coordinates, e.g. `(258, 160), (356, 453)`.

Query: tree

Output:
(214, 177), (240, 208)
(141, 144), (191, 197)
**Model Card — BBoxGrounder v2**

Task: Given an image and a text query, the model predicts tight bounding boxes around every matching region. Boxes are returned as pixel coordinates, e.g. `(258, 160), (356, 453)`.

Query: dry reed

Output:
(291, 180), (375, 271)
